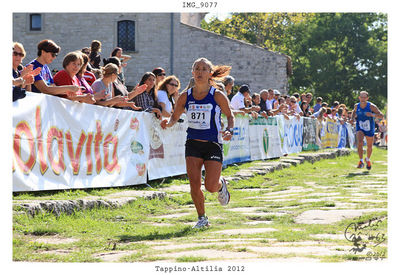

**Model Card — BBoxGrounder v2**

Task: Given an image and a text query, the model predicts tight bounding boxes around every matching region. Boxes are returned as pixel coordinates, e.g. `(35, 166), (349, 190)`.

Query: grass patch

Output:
(13, 148), (387, 262)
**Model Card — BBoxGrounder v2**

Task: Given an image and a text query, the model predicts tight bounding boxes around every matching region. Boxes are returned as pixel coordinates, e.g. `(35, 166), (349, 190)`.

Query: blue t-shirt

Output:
(27, 59), (54, 93)
(313, 103), (321, 113)
(356, 101), (375, 136)
(185, 86), (222, 143)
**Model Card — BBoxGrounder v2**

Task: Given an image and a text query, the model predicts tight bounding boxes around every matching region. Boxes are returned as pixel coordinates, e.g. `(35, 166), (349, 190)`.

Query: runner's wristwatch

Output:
(225, 128), (234, 134)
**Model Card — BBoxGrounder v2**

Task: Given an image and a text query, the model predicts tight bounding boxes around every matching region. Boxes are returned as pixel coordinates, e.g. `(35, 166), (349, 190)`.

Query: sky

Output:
(204, 12), (232, 22)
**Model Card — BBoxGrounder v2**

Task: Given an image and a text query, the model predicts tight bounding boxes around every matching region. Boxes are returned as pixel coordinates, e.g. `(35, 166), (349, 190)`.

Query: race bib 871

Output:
(187, 103), (213, 130)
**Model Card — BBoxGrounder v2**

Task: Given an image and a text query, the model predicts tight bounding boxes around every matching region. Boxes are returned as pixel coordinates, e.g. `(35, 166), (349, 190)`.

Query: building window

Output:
(117, 20), (135, 51)
(30, 14), (42, 31)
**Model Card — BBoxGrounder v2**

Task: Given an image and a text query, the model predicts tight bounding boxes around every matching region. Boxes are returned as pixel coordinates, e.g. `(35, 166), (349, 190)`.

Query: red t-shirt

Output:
(83, 71), (96, 86)
(54, 70), (83, 95)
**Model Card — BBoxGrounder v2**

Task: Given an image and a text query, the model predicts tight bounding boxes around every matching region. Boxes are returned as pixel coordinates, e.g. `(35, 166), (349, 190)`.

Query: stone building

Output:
(12, 13), (290, 93)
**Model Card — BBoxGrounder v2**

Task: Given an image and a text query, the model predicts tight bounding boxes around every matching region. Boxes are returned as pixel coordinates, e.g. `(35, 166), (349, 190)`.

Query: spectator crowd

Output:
(12, 39), (387, 143)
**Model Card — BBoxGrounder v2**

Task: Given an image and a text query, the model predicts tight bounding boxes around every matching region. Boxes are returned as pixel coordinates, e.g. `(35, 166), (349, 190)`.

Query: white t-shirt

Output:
(157, 90), (173, 114)
(289, 102), (302, 114)
(266, 99), (275, 110)
(230, 92), (245, 110)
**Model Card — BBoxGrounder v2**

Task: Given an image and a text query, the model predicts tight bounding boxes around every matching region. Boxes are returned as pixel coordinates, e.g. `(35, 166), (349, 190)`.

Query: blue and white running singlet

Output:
(185, 86), (222, 143)
(356, 101), (375, 137)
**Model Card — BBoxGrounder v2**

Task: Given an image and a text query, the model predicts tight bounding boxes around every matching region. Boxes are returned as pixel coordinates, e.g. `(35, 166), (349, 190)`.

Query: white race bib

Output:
(359, 120), (370, 131)
(187, 103), (213, 130)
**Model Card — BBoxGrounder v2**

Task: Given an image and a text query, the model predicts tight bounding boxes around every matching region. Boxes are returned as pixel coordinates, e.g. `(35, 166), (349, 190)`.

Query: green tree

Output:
(202, 13), (387, 109)
(288, 13), (387, 108)
(201, 12), (311, 52)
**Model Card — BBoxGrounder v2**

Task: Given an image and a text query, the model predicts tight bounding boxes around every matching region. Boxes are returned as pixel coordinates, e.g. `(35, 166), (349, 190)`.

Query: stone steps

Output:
(13, 148), (352, 217)
(226, 148), (351, 182)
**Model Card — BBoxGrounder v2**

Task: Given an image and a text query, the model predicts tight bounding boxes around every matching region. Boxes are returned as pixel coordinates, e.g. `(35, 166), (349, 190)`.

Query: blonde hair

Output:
(13, 42), (26, 58)
(101, 63), (118, 77)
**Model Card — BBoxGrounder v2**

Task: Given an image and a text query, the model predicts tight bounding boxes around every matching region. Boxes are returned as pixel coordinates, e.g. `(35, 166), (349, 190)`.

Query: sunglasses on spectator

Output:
(13, 51), (24, 57)
(291, 100), (296, 103)
(157, 73), (166, 76)
(45, 50), (58, 57)
(168, 83), (178, 87)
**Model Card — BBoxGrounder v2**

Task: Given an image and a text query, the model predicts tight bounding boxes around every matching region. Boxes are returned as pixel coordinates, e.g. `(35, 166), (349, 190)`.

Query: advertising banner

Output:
(302, 117), (319, 151)
(147, 114), (188, 180)
(13, 94), (357, 192)
(321, 118), (339, 148)
(280, 116), (304, 154)
(337, 123), (348, 148)
(222, 115), (251, 165)
(346, 123), (356, 149)
(12, 93), (149, 191)
(249, 116), (283, 160)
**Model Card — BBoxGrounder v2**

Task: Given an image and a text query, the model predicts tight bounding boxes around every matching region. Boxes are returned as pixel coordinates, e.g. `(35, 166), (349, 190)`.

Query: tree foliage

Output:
(201, 13), (387, 109)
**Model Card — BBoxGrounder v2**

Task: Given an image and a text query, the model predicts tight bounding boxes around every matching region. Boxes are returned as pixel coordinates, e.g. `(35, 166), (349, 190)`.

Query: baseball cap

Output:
(274, 89), (280, 95)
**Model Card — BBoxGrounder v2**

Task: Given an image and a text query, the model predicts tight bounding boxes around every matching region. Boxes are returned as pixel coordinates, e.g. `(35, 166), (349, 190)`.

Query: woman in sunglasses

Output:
(152, 67), (166, 89)
(26, 39), (79, 97)
(288, 95), (303, 117)
(157, 75), (181, 117)
(12, 42), (41, 101)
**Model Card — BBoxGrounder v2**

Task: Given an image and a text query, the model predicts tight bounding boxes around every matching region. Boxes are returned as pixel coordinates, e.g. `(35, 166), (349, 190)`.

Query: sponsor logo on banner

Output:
(263, 129), (269, 154)
(114, 119), (120, 131)
(130, 117), (139, 130)
(13, 106), (121, 176)
(130, 140), (144, 155)
(149, 118), (164, 160)
(136, 163), (146, 176)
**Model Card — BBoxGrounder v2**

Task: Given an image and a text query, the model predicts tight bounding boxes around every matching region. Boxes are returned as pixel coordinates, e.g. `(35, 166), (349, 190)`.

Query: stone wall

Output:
(12, 12), (289, 94)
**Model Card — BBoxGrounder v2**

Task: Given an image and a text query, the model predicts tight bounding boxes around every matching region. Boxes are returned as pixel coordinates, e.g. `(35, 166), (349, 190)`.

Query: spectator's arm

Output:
(233, 110), (246, 116)
(121, 54), (132, 62)
(95, 96), (125, 107)
(161, 92), (187, 129)
(34, 80), (78, 97)
(351, 104), (357, 121)
(159, 102), (172, 117)
(128, 84), (147, 100)
(69, 94), (96, 105)
(269, 104), (286, 116)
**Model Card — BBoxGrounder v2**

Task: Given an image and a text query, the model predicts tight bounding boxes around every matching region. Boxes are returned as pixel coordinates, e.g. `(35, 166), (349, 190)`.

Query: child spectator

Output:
(27, 39), (79, 97)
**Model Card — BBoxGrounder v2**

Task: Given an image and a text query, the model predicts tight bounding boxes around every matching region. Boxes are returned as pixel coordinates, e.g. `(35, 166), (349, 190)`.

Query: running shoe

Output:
(192, 216), (209, 229)
(365, 159), (372, 170)
(357, 161), (364, 169)
(218, 177), (230, 206)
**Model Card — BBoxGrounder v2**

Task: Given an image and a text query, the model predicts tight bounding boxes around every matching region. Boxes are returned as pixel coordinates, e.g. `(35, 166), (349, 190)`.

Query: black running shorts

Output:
(185, 139), (223, 163)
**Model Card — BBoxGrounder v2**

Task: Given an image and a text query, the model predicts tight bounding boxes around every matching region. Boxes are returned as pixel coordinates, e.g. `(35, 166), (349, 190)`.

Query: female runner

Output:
(161, 58), (234, 228)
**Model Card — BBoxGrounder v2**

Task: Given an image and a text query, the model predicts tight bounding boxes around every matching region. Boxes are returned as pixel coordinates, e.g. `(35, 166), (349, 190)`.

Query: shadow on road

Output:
(345, 171), (370, 178)
(116, 226), (194, 243)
